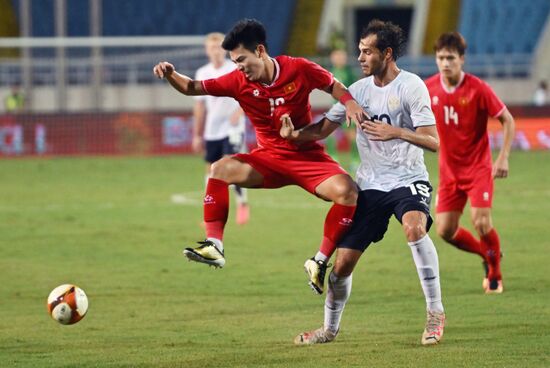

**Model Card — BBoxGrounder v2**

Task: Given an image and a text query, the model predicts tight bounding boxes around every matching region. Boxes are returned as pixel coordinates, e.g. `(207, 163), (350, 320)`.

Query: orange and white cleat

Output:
(294, 327), (337, 345)
(421, 310), (445, 345)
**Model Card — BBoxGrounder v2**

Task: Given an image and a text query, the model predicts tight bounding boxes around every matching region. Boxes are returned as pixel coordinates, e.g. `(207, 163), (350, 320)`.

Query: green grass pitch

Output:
(1, 151), (549, 367)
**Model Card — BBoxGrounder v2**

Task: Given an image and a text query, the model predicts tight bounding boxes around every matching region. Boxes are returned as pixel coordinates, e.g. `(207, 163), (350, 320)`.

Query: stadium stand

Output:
(458, 0), (550, 55)
(10, 0), (296, 56)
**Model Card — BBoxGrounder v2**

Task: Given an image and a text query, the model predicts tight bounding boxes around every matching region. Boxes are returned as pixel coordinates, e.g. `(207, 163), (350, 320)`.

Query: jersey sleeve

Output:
(201, 70), (239, 98)
(480, 81), (506, 118)
(298, 58), (334, 91)
(405, 76), (436, 128)
(324, 101), (346, 124)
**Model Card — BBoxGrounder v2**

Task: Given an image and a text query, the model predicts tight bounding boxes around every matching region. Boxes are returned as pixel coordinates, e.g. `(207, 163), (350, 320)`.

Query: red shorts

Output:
(233, 147), (348, 194)
(436, 167), (494, 213)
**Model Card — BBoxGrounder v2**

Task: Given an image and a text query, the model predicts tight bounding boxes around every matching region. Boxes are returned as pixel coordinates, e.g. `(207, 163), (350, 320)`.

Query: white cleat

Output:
(294, 327), (338, 345)
(183, 240), (225, 268)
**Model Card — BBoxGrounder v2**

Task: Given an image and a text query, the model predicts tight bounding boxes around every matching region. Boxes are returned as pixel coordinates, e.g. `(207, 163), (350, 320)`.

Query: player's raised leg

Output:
(303, 174), (357, 294)
(471, 207), (503, 293)
(183, 156), (263, 267)
(403, 211), (445, 345)
(295, 248), (359, 345)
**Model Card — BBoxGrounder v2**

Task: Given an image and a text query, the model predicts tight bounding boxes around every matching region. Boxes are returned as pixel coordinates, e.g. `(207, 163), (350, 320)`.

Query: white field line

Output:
(170, 192), (327, 209)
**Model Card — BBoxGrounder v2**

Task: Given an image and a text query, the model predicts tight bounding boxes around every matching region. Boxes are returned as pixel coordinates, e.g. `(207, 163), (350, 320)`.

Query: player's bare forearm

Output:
(362, 122), (439, 152)
(493, 108), (515, 178)
(497, 109), (515, 159)
(192, 101), (206, 152)
(399, 125), (439, 152)
(326, 79), (348, 100)
(325, 80), (367, 126)
(153, 61), (205, 96)
(166, 72), (205, 96)
(281, 117), (339, 142)
(193, 102), (206, 137)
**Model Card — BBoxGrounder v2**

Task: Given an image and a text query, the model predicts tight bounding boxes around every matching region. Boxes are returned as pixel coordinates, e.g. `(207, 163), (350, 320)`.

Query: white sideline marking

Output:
(170, 193), (200, 205)
(170, 192), (326, 209)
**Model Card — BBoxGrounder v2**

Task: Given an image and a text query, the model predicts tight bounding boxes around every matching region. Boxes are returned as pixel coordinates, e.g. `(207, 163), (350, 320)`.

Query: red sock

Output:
(481, 229), (502, 280)
(319, 204), (356, 258)
(203, 178), (229, 240)
(449, 227), (486, 259)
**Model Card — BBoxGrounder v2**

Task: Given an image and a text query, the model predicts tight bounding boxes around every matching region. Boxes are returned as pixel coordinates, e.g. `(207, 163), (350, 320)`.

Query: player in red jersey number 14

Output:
(425, 32), (515, 294)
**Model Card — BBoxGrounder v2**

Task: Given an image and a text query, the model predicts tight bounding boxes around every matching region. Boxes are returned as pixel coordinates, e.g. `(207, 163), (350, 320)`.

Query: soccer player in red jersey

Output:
(425, 32), (515, 293)
(153, 19), (366, 294)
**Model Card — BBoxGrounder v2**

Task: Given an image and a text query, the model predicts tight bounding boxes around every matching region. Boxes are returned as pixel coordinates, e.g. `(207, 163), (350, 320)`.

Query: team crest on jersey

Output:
(459, 96), (469, 106)
(283, 82), (297, 94)
(388, 95), (400, 111)
(253, 89), (260, 97)
(432, 96), (439, 105)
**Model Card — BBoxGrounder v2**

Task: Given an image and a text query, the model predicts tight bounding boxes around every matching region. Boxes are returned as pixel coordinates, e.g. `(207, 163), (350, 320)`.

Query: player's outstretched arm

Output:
(280, 115), (339, 143)
(361, 121), (439, 152)
(153, 61), (206, 96)
(324, 80), (369, 127)
(493, 108), (515, 178)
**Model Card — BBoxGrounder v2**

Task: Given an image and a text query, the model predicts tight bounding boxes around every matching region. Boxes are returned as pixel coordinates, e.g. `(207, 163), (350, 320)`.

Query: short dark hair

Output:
(360, 19), (406, 60)
(222, 19), (268, 52)
(434, 32), (467, 55)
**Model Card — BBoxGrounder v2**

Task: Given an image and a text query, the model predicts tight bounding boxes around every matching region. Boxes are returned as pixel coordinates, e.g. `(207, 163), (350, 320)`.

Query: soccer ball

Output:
(47, 284), (88, 325)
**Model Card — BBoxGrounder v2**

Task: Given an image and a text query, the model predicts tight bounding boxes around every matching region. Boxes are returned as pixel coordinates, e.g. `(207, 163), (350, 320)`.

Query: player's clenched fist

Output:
(153, 62), (175, 79)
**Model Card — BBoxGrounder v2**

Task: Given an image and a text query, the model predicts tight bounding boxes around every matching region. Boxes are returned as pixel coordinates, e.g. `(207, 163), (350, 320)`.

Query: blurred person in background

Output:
(426, 32), (515, 294)
(193, 32), (249, 225)
(325, 49), (360, 172)
(533, 80), (547, 106)
(4, 84), (25, 113)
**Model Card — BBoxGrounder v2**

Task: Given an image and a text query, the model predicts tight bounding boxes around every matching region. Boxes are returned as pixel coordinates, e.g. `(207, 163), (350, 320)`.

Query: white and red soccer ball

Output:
(47, 284), (88, 325)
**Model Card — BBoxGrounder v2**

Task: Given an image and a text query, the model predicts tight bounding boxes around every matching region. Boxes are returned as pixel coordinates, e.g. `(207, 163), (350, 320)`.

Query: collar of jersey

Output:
(260, 58), (280, 87)
(370, 69), (403, 89)
(439, 71), (465, 94)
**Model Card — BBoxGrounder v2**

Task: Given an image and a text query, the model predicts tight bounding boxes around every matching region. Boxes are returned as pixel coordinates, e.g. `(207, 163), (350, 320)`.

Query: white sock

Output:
(314, 251), (329, 262)
(206, 237), (224, 252)
(324, 271), (352, 333)
(408, 234), (444, 313)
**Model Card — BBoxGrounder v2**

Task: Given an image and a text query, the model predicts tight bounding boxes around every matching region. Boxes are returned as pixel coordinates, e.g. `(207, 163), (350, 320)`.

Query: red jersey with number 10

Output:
(425, 72), (505, 176)
(201, 55), (334, 152)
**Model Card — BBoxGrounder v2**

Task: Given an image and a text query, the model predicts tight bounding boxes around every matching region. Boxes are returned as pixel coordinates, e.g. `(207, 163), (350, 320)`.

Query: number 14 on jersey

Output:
(443, 105), (459, 125)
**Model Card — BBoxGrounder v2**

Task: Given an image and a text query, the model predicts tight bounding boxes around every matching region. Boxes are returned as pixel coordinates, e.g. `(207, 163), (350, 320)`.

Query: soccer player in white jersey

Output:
(193, 33), (249, 225)
(280, 20), (445, 345)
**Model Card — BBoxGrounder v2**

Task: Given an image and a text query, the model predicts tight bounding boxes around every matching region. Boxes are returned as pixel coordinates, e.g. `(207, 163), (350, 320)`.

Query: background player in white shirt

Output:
(281, 20), (445, 345)
(193, 33), (249, 225)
